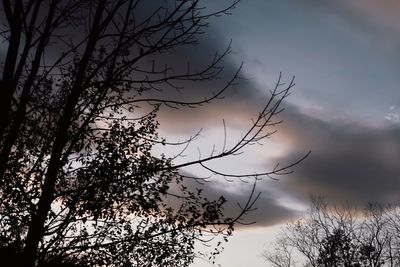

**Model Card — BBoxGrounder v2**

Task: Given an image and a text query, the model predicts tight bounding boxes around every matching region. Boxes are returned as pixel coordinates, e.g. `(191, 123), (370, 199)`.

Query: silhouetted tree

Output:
(0, 1), (306, 267)
(317, 228), (361, 267)
(264, 198), (400, 267)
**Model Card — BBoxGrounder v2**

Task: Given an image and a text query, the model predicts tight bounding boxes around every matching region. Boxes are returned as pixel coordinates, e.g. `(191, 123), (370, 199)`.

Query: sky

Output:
(153, 1), (400, 266)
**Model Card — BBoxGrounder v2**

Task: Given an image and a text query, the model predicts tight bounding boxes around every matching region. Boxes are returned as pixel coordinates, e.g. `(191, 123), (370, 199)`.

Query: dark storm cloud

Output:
(232, 183), (301, 227)
(135, 1), (261, 103)
(209, 181), (300, 227)
(128, 2), (274, 133)
(163, 87), (400, 225)
(153, 0), (400, 224)
(275, 106), (400, 206)
(167, 174), (300, 228)
(154, 35), (268, 134)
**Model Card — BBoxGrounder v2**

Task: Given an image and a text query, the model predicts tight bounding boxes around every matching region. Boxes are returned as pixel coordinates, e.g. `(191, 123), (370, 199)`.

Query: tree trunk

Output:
(0, 1), (22, 140)
(20, 2), (106, 265)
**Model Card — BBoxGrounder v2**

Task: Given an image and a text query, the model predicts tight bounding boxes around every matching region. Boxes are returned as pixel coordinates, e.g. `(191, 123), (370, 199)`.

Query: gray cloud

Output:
(163, 92), (400, 227)
(275, 106), (400, 206)
(153, 37), (268, 134)
(149, 0), (400, 226)
(166, 174), (300, 228)
(130, 2), (300, 227)
(213, 180), (300, 228)
(234, 183), (302, 228)
(294, 0), (400, 55)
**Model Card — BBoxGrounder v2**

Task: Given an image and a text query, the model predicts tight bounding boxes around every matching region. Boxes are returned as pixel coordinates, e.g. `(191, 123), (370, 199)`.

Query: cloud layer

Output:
(277, 107), (400, 205)
(150, 0), (400, 227)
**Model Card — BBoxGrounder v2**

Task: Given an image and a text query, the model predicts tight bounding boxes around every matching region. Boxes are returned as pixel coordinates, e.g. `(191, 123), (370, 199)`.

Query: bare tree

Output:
(0, 1), (306, 267)
(264, 197), (400, 267)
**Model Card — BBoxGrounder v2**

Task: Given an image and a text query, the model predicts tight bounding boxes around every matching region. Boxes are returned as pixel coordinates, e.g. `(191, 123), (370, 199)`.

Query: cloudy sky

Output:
(154, 1), (400, 266)
(1, 1), (399, 266)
